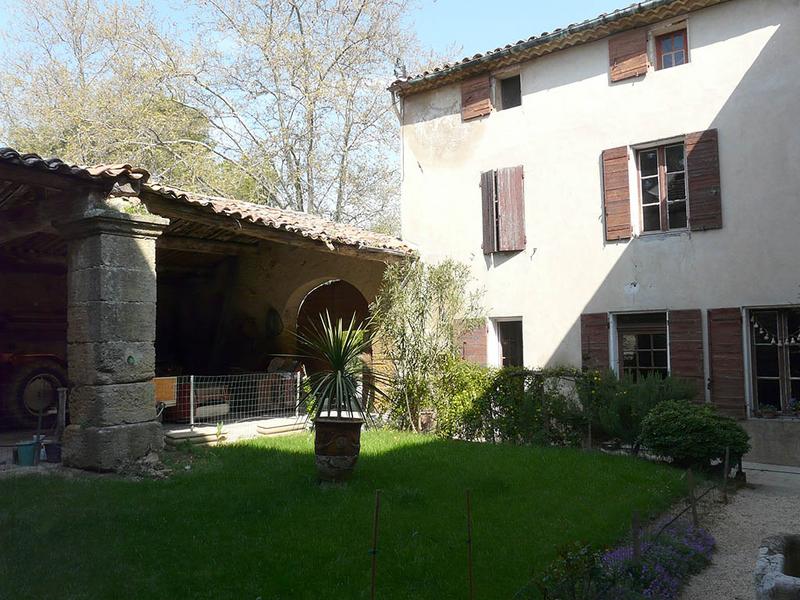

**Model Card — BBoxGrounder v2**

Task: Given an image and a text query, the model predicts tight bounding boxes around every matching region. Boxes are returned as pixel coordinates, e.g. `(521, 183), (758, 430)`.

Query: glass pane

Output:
(637, 334), (652, 350)
(789, 346), (800, 378)
(661, 36), (673, 53)
(665, 145), (685, 172)
(640, 151), (658, 177)
(663, 54), (673, 69)
(674, 50), (686, 66)
(653, 333), (667, 349)
(643, 205), (661, 231)
(641, 177), (659, 203)
(752, 311), (778, 343)
(756, 345), (780, 378)
(787, 309), (800, 343)
(791, 380), (800, 407)
(667, 172), (686, 201)
(757, 379), (781, 410)
(623, 352), (636, 368)
(638, 351), (652, 367)
(668, 201), (687, 229)
(674, 33), (684, 50)
(622, 334), (636, 352)
(653, 350), (667, 368)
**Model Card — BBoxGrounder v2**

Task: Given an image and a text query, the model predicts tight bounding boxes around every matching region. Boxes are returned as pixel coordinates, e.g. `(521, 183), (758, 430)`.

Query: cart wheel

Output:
(6, 360), (67, 429)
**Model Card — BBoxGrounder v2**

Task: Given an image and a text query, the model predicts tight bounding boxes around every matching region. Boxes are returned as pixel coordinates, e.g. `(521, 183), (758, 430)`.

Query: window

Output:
(496, 320), (523, 367)
(638, 143), (687, 233)
(617, 313), (668, 380)
(499, 75), (521, 110)
(750, 308), (800, 414)
(656, 29), (688, 70)
(480, 166), (526, 254)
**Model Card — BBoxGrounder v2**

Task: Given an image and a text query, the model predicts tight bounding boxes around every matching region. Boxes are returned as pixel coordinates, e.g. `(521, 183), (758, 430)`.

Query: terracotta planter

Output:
(313, 417), (364, 481)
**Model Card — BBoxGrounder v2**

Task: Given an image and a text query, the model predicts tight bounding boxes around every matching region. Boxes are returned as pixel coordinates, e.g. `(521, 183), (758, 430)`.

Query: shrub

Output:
(578, 371), (697, 451)
(434, 358), (493, 440)
(520, 520), (715, 600)
(640, 400), (750, 468)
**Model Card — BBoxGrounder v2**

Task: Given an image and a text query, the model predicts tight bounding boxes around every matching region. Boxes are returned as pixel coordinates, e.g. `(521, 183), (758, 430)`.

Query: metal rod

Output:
(56, 387), (68, 442)
(370, 489), (381, 600)
(34, 408), (43, 466)
(687, 469), (699, 528)
(722, 446), (730, 504)
(632, 511), (641, 563)
(466, 489), (475, 600)
(189, 375), (195, 432)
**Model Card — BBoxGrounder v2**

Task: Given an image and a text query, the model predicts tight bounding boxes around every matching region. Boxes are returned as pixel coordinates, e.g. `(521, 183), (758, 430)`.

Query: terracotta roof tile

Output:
(144, 184), (415, 257)
(0, 147), (149, 185)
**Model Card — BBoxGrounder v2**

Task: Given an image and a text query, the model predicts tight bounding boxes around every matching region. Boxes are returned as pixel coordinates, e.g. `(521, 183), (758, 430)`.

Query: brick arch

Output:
(296, 279), (370, 335)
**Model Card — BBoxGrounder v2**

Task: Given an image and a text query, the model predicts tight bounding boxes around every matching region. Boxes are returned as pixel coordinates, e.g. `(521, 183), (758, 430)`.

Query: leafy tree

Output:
(370, 259), (485, 430)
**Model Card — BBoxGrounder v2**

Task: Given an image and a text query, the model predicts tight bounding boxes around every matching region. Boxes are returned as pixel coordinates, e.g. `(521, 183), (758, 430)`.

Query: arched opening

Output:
(297, 279), (370, 337)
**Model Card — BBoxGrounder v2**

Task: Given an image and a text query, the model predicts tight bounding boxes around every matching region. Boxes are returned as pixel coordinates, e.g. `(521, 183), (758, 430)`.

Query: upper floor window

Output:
(638, 143), (687, 233)
(498, 75), (521, 110)
(656, 29), (688, 70)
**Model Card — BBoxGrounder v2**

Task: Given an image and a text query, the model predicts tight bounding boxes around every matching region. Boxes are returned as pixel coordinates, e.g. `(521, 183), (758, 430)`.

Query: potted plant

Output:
(760, 404), (778, 419)
(296, 311), (382, 482)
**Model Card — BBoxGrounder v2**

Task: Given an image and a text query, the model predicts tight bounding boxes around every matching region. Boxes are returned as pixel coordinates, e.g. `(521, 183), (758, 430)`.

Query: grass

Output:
(0, 431), (685, 599)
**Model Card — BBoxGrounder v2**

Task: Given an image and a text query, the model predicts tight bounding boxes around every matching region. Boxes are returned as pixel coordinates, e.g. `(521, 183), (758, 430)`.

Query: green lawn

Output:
(1, 431), (685, 599)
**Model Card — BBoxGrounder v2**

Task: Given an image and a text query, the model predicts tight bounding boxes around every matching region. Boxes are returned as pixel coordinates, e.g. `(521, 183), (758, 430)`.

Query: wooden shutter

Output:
(602, 147), (632, 241)
(708, 308), (746, 418)
(609, 28), (649, 82)
(459, 324), (488, 365)
(496, 165), (526, 252)
(461, 76), (492, 121)
(686, 129), (722, 231)
(668, 310), (704, 400)
(480, 170), (497, 254)
(581, 313), (609, 370)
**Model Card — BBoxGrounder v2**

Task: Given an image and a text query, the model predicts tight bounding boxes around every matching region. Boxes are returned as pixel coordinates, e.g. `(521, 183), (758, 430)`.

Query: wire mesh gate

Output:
(156, 372), (303, 427)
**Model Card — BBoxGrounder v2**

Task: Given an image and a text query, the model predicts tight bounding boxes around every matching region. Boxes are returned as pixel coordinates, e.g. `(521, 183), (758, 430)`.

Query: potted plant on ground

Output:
(296, 311), (382, 482)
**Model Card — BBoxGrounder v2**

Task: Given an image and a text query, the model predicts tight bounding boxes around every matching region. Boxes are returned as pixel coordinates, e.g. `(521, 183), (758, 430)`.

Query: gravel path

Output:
(681, 463), (800, 600)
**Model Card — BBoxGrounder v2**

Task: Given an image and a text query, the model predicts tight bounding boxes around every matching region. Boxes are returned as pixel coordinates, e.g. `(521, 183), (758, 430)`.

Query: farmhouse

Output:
(0, 149), (412, 470)
(392, 0), (800, 465)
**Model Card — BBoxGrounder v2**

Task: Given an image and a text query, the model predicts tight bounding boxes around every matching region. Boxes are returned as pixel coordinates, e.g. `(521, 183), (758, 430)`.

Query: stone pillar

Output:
(59, 209), (168, 471)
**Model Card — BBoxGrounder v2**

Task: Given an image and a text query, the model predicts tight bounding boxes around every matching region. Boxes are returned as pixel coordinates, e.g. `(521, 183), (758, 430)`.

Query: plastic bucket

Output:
(16, 442), (37, 466)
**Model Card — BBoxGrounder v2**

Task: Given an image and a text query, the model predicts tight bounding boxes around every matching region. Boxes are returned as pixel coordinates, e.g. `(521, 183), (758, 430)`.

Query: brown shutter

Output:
(461, 76), (492, 121)
(608, 28), (649, 82)
(602, 147), (632, 241)
(480, 170), (497, 254)
(581, 313), (609, 370)
(686, 129), (722, 231)
(496, 165), (525, 252)
(460, 324), (488, 365)
(668, 309), (704, 400)
(708, 308), (746, 418)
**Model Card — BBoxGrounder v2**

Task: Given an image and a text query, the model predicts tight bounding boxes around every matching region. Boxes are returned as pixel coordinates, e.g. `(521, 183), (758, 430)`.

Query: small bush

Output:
(640, 400), (750, 468)
(434, 358), (493, 440)
(520, 520), (715, 600)
(578, 371), (697, 451)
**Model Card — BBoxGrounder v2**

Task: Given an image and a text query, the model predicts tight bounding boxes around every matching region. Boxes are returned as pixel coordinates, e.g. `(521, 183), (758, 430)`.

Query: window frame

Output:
(489, 317), (524, 367)
(655, 28), (688, 70)
(636, 141), (689, 234)
(749, 307), (800, 415)
(610, 311), (671, 379)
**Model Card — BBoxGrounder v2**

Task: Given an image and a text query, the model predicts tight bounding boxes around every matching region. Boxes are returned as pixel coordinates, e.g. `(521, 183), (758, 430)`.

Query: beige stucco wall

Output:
(400, 0), (800, 386)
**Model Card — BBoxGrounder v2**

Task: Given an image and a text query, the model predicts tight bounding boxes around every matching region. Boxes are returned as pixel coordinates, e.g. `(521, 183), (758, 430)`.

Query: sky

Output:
(414, 1), (624, 59)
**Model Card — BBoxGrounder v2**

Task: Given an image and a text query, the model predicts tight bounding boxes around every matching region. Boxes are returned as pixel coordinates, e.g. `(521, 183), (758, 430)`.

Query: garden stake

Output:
(466, 489), (474, 600)
(722, 446), (730, 504)
(687, 469), (699, 528)
(631, 511), (641, 563)
(370, 489), (381, 600)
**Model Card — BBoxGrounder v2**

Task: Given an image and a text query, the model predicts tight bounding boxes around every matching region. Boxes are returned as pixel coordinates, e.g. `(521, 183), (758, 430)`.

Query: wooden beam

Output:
(141, 191), (407, 262)
(157, 235), (258, 256)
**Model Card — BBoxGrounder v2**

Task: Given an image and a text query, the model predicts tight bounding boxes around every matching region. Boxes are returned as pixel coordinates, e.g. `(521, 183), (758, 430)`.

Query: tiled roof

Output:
(0, 147), (149, 185)
(143, 184), (415, 257)
(389, 0), (729, 96)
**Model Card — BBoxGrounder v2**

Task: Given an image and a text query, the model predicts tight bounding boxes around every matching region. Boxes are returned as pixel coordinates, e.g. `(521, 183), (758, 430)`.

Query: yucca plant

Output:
(296, 311), (382, 421)
(294, 311), (385, 480)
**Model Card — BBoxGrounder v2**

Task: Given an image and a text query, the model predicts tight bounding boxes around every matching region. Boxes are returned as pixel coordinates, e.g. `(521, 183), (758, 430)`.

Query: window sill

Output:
(634, 229), (689, 240)
(751, 414), (800, 421)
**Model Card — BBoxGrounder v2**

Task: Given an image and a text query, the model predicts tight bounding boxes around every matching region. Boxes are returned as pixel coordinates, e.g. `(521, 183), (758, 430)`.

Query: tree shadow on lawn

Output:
(0, 431), (685, 600)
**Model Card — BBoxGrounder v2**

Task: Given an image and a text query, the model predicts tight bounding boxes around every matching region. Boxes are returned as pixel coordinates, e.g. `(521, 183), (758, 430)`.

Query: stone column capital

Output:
(57, 208), (169, 241)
